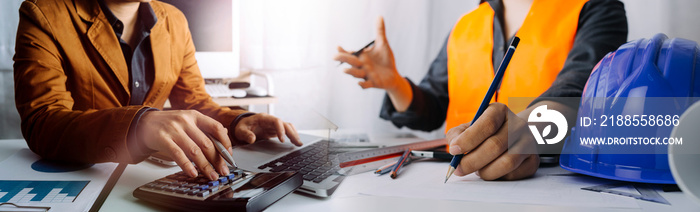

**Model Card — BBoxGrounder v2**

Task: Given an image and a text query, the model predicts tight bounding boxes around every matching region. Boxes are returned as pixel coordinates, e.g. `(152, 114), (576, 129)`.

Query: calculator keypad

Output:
(139, 169), (249, 199)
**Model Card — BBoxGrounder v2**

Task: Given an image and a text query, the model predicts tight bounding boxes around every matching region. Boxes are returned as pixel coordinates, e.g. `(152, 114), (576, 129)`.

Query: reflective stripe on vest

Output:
(445, 0), (588, 132)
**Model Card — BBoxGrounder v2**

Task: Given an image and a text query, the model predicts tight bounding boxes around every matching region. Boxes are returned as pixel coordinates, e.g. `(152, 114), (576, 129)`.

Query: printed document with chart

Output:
(0, 149), (119, 212)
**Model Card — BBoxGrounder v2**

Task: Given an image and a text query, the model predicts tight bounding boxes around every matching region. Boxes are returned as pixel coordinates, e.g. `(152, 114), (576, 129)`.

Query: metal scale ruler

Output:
(336, 138), (446, 175)
(582, 182), (670, 205)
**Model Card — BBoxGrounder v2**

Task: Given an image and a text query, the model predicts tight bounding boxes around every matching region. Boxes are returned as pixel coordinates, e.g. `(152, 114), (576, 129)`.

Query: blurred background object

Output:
(0, 0), (24, 139)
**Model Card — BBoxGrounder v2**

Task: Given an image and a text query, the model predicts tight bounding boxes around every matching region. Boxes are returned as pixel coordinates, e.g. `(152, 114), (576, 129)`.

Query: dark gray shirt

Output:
(97, 1), (159, 158)
(98, 0), (157, 105)
(379, 0), (629, 131)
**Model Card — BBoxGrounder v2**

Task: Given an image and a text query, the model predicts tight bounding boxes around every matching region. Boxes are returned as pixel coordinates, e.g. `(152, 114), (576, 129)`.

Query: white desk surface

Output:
(1, 135), (698, 212)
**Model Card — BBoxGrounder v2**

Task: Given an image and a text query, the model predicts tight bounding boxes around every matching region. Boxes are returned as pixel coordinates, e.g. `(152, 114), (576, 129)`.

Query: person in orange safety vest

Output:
(334, 0), (627, 180)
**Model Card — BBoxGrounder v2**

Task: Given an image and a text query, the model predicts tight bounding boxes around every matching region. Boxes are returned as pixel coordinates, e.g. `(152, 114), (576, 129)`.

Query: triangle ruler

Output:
(582, 182), (670, 205)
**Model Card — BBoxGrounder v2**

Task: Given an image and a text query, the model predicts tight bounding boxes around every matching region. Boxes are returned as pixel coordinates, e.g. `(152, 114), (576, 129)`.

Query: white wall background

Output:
(1, 0), (700, 139)
(240, 0), (478, 138)
(0, 1), (23, 70)
(0, 0), (28, 139)
(622, 0), (700, 42)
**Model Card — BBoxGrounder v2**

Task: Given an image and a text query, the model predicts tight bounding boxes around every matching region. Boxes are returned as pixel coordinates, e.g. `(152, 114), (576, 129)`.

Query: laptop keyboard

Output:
(257, 140), (340, 183)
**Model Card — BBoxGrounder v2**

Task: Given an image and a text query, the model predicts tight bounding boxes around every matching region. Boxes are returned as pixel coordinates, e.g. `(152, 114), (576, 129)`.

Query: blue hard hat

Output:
(560, 33), (700, 184)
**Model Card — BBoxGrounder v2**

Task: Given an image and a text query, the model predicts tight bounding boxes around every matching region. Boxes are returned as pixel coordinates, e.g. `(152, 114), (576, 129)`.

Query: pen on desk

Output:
(390, 149), (412, 179)
(444, 36), (520, 183)
(338, 40), (375, 66)
(209, 135), (238, 169)
(411, 150), (452, 160)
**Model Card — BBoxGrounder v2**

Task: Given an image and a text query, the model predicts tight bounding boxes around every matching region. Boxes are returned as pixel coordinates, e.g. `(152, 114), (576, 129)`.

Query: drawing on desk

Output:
(359, 162), (640, 209)
(0, 180), (89, 203)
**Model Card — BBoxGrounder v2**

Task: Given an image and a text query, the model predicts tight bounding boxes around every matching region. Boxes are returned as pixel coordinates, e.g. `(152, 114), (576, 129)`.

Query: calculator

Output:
(133, 169), (302, 212)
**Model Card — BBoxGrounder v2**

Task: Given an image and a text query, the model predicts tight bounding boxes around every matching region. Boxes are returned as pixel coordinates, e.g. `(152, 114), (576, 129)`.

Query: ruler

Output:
(582, 183), (670, 205)
(337, 138), (446, 169)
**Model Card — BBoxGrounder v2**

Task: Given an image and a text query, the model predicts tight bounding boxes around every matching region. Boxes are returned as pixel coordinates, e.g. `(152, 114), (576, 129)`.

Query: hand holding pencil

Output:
(334, 16), (403, 90)
(444, 37), (540, 182)
(333, 16), (414, 112)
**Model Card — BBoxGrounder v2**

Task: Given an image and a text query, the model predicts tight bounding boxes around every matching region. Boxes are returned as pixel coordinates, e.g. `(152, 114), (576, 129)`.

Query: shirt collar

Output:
(138, 3), (158, 32)
(97, 0), (158, 36)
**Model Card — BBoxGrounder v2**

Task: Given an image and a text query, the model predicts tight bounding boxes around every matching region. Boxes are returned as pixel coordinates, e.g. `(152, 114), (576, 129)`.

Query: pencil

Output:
(338, 40), (375, 66)
(375, 158), (413, 176)
(444, 37), (520, 183)
(390, 149), (412, 179)
(375, 161), (398, 174)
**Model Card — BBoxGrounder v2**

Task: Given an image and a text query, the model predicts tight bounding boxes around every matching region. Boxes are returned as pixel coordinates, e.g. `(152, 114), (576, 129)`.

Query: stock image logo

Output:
(528, 105), (568, 145)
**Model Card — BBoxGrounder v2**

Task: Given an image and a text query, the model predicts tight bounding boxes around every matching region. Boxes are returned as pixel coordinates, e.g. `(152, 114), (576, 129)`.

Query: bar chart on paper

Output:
(0, 180), (89, 203)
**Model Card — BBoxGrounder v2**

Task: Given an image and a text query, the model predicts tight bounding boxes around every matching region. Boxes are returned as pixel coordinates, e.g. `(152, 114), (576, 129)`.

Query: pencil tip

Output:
(444, 166), (455, 183)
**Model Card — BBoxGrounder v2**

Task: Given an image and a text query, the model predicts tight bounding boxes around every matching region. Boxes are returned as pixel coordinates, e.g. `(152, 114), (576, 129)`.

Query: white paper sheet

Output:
(0, 149), (119, 212)
(357, 161), (640, 209)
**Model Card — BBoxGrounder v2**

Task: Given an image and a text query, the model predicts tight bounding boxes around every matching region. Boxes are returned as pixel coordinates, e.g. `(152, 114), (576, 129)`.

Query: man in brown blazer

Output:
(13, 0), (300, 181)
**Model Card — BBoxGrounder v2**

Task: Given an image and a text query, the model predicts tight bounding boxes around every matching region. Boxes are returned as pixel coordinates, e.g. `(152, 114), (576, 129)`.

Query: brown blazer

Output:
(13, 0), (245, 163)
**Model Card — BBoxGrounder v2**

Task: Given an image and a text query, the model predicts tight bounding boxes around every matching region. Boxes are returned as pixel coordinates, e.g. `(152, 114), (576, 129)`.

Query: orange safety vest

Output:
(445, 0), (588, 131)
